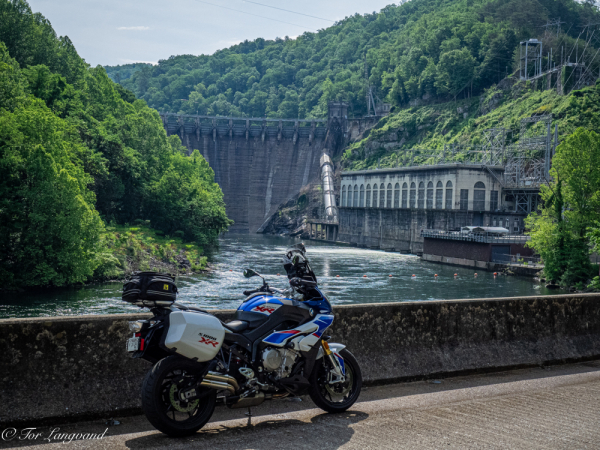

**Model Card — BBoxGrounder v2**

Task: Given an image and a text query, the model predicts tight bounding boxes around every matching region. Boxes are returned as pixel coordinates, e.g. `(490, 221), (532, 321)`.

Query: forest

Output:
(3, 0), (600, 290)
(105, 0), (599, 119)
(0, 0), (232, 289)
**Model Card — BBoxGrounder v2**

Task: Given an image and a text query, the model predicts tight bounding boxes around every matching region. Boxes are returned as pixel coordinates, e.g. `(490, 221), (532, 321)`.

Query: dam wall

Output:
(163, 114), (332, 233)
(2, 293), (600, 425)
(160, 103), (384, 234)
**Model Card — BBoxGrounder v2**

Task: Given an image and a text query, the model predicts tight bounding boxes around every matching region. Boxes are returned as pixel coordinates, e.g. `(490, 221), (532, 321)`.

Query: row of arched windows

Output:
(342, 181), (461, 209)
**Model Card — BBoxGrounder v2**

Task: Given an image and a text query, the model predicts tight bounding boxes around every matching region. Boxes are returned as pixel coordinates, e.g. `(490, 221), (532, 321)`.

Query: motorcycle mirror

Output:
(243, 269), (259, 278)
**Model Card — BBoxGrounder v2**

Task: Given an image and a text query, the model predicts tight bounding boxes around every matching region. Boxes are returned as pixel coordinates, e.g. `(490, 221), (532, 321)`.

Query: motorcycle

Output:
(124, 244), (362, 437)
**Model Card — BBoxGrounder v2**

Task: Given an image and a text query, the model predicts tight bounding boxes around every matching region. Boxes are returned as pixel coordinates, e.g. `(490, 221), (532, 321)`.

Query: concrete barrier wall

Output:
(2, 293), (600, 425)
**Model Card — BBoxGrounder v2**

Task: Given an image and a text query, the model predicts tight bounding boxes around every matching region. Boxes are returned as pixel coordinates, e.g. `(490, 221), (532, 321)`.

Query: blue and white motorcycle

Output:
(125, 244), (362, 437)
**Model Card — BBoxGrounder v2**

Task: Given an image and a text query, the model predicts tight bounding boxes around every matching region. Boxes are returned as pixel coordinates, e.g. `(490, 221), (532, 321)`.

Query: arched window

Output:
(474, 181), (485, 210)
(353, 185), (359, 207)
(386, 183), (392, 208)
(410, 182), (416, 208)
(426, 181), (434, 209)
(342, 185), (347, 207)
(379, 183), (385, 208)
(366, 184), (371, 208)
(372, 184), (378, 208)
(418, 182), (425, 208)
(445, 181), (453, 209)
(436, 181), (443, 209)
(394, 183), (400, 208)
(402, 183), (408, 208)
(359, 185), (365, 207)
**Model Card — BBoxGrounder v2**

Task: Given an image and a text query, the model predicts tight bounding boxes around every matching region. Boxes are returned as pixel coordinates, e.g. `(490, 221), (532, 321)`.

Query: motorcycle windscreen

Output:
(164, 311), (225, 361)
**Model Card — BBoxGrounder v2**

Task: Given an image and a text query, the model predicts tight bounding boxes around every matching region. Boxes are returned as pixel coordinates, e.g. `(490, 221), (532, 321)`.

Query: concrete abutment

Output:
(2, 293), (600, 425)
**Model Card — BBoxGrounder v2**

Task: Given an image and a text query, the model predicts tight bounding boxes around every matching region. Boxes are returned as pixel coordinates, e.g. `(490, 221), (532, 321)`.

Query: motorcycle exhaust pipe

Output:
(204, 371), (240, 391)
(200, 379), (236, 394)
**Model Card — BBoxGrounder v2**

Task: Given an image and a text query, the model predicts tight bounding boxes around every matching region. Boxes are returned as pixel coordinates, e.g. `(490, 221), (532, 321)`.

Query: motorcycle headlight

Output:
(128, 321), (146, 333)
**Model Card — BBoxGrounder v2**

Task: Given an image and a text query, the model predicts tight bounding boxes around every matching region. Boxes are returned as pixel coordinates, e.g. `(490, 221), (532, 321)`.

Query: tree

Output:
(435, 48), (476, 98)
(587, 221), (600, 289)
(0, 3), (234, 288)
(526, 128), (600, 286)
(0, 99), (104, 287)
(145, 150), (233, 243)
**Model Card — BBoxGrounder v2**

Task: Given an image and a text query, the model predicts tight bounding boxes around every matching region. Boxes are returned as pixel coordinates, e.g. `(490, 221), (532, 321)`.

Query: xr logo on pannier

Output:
(199, 337), (219, 347)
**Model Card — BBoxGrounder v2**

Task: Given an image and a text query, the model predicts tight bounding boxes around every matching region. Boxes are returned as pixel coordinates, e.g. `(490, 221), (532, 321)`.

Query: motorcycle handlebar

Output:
(243, 286), (286, 296)
(289, 277), (317, 288)
(243, 289), (259, 296)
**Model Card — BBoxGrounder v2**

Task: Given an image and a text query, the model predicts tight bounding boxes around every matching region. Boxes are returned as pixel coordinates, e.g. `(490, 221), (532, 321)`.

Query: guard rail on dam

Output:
(2, 293), (600, 425)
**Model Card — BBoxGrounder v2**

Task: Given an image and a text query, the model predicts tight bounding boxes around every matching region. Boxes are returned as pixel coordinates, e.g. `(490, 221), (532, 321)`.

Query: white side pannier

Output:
(164, 311), (225, 361)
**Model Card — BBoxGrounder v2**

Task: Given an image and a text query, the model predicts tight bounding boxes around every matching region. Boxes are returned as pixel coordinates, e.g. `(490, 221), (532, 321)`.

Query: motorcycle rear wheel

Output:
(308, 348), (362, 413)
(142, 355), (216, 437)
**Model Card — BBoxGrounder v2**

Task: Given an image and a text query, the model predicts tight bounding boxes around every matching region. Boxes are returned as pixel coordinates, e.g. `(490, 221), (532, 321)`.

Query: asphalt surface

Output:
(3, 361), (600, 449)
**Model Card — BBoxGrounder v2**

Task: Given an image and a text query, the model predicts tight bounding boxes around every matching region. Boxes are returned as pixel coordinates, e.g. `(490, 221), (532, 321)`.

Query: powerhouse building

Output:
(337, 165), (536, 253)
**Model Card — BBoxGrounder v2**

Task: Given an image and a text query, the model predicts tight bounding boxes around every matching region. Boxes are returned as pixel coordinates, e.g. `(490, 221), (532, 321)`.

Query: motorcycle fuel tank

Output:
(239, 295), (284, 315)
(164, 311), (225, 361)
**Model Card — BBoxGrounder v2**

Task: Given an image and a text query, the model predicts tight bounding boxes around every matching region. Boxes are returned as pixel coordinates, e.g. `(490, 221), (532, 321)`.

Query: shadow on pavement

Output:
(125, 411), (369, 450)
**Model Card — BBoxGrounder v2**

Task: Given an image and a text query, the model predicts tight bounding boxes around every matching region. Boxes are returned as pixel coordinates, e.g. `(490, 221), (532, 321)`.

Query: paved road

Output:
(3, 361), (600, 449)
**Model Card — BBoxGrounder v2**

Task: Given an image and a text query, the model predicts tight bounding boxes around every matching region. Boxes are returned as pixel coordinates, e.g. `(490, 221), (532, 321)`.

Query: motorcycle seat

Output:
(225, 320), (249, 333)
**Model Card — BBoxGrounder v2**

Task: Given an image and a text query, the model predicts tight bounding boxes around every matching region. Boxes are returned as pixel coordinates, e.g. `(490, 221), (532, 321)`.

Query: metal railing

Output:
(421, 229), (530, 244)
(491, 254), (542, 265)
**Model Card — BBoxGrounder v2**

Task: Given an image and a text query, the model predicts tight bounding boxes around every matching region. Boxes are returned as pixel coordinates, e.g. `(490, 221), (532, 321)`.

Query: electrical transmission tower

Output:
(500, 115), (555, 213)
(482, 128), (507, 166)
(364, 56), (377, 116)
(541, 18), (565, 37)
(520, 39), (543, 80)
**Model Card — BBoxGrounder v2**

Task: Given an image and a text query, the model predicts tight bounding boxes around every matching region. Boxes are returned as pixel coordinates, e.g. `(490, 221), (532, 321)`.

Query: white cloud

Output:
(117, 26), (150, 31)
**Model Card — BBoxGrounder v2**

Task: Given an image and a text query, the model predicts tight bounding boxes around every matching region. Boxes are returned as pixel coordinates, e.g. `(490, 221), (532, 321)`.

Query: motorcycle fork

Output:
(321, 341), (345, 383)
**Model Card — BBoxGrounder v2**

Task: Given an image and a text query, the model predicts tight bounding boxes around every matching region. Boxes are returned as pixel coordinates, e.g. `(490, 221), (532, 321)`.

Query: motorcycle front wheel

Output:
(141, 355), (216, 437)
(308, 348), (362, 413)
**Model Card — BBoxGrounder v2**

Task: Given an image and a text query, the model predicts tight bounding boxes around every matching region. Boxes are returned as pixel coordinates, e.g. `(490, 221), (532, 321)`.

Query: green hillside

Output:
(105, 62), (152, 83)
(0, 0), (231, 288)
(342, 81), (600, 170)
(110, 0), (598, 119)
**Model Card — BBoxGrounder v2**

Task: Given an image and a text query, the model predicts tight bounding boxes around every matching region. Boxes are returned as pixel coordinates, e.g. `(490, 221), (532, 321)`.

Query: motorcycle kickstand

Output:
(245, 407), (252, 427)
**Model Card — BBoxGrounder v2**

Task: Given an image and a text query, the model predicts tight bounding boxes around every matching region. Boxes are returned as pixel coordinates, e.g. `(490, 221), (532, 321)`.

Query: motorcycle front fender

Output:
(316, 342), (346, 360)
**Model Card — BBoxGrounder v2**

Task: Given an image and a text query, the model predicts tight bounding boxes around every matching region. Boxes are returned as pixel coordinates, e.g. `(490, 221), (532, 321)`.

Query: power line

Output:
(242, 0), (335, 23)
(191, 0), (318, 31)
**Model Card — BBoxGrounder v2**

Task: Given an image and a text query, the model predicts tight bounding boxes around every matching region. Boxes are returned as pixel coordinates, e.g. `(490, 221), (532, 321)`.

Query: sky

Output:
(28, 0), (397, 67)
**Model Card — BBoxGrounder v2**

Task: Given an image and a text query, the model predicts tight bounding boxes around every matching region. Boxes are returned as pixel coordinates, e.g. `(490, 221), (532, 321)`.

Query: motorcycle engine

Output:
(261, 347), (299, 379)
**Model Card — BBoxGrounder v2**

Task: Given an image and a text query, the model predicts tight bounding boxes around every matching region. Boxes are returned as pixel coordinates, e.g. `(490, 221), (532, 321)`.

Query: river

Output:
(0, 235), (566, 319)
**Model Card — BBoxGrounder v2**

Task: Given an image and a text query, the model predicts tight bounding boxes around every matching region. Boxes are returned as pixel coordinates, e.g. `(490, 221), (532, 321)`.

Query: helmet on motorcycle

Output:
(282, 243), (317, 284)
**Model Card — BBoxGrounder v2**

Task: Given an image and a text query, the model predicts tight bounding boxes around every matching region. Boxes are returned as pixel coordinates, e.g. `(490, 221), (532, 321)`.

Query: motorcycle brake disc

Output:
(169, 384), (199, 413)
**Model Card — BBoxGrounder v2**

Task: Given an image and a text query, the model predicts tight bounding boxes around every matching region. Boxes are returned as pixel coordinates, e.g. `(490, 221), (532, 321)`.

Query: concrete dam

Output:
(161, 103), (378, 233)
(162, 114), (331, 233)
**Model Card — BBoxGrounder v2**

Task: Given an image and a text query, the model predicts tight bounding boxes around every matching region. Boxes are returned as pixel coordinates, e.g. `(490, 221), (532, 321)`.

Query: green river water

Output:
(0, 235), (565, 319)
